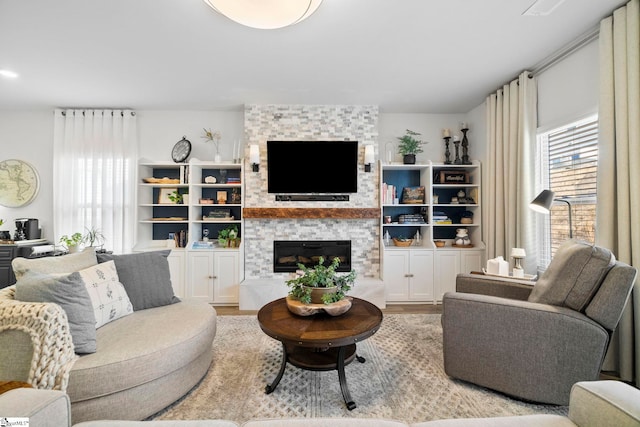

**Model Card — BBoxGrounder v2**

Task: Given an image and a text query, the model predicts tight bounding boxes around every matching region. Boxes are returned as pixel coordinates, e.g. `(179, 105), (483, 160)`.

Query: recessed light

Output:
(0, 69), (19, 79)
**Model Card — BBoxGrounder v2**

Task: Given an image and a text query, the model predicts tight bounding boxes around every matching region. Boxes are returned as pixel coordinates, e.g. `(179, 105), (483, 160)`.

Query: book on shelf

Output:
(382, 183), (397, 204)
(434, 220), (453, 224)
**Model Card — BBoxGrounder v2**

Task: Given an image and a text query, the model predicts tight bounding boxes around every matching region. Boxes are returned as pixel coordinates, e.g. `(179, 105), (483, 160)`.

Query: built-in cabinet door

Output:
(383, 250), (411, 301)
(461, 250), (483, 275)
(434, 251), (460, 301)
(166, 250), (185, 298)
(187, 251), (215, 302)
(409, 250), (434, 301)
(213, 251), (239, 304)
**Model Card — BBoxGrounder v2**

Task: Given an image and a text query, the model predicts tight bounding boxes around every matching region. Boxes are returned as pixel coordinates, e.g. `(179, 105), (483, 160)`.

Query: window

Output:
(535, 115), (598, 270)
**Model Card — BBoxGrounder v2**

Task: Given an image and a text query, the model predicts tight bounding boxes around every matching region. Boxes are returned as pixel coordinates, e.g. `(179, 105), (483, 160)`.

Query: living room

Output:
(1, 1), (639, 426)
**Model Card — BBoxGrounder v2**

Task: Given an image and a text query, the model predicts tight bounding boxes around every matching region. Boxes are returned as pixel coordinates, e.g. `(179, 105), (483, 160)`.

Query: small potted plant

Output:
(83, 226), (107, 252)
(286, 256), (356, 305)
(168, 190), (183, 204)
(397, 129), (426, 164)
(59, 232), (83, 253)
(217, 225), (239, 248)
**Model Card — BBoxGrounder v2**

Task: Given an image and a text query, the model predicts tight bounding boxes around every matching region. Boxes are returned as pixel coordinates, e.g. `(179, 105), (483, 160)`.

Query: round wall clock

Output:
(172, 136), (192, 163)
(0, 159), (40, 207)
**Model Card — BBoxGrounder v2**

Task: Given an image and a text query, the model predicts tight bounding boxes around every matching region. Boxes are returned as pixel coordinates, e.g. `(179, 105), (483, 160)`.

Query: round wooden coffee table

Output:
(257, 296), (383, 410)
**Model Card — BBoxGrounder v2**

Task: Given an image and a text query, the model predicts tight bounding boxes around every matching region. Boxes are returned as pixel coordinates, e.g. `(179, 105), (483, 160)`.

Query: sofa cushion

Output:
(67, 298), (216, 403)
(78, 261), (133, 328)
(11, 248), (98, 280)
(14, 271), (97, 354)
(96, 250), (180, 311)
(528, 240), (616, 311)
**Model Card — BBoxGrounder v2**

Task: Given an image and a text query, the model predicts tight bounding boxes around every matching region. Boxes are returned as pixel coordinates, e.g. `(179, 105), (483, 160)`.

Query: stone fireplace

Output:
(239, 104), (384, 309)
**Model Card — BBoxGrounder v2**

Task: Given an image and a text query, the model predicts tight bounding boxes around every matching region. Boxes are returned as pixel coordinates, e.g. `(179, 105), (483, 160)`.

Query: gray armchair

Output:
(442, 240), (637, 405)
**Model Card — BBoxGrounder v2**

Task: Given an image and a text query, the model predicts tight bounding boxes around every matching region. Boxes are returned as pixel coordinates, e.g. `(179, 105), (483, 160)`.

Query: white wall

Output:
(0, 111), (54, 240)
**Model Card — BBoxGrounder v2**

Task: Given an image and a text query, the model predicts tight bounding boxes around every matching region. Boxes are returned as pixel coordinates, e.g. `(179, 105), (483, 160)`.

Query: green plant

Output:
(168, 190), (183, 204)
(0, 219), (3, 228)
(217, 225), (238, 247)
(83, 226), (105, 248)
(59, 232), (83, 249)
(286, 256), (356, 305)
(397, 129), (425, 155)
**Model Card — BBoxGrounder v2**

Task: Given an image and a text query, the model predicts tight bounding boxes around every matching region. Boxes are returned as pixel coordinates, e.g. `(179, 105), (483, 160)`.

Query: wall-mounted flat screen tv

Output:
(267, 140), (358, 193)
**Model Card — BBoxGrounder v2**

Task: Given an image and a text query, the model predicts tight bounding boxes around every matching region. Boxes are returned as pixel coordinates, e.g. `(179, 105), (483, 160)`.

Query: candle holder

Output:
(461, 127), (471, 165)
(453, 138), (461, 164)
(443, 136), (452, 164)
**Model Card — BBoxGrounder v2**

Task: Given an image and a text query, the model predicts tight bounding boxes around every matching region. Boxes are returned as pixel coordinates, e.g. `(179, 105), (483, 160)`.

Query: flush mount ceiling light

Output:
(203, 0), (322, 29)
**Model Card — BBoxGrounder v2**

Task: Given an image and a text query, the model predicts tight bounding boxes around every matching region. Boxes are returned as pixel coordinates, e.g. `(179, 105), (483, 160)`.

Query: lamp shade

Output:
(249, 144), (260, 164)
(203, 0), (323, 30)
(530, 189), (555, 213)
(510, 248), (526, 258)
(364, 145), (375, 165)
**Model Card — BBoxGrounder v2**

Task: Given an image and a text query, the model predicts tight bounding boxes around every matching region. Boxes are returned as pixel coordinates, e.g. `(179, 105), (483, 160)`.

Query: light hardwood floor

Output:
(213, 303), (443, 316)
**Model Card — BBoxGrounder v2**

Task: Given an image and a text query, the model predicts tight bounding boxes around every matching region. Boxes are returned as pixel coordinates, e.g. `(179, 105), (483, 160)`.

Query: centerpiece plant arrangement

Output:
(286, 256), (356, 305)
(397, 129), (427, 164)
(202, 128), (222, 162)
(217, 225), (239, 247)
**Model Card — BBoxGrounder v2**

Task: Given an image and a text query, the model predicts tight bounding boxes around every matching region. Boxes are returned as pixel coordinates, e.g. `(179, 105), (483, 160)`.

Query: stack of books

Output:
(398, 214), (426, 224)
(227, 177), (241, 184)
(382, 183), (397, 204)
(433, 211), (452, 224)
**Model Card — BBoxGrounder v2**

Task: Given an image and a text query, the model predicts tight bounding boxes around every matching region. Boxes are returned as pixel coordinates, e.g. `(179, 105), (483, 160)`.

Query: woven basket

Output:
(393, 238), (413, 247)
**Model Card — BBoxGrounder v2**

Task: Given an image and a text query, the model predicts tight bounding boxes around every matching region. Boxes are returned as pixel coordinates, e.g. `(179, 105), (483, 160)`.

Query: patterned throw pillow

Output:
(78, 261), (133, 328)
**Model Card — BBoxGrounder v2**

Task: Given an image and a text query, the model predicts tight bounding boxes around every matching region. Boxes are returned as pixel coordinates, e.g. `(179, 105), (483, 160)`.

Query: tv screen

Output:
(267, 140), (358, 193)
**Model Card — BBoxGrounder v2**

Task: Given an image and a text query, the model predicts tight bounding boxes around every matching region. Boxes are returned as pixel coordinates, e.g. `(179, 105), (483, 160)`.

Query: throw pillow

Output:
(12, 248), (98, 280)
(14, 271), (97, 354)
(78, 261), (133, 328)
(528, 240), (616, 311)
(96, 250), (180, 311)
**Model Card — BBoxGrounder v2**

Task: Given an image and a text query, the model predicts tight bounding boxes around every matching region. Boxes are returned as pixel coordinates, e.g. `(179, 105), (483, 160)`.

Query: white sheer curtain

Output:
(53, 109), (138, 254)
(597, 0), (640, 386)
(484, 71), (538, 272)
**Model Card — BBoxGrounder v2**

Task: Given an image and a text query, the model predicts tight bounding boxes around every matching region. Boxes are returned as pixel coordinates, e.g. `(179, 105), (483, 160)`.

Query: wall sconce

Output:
(249, 144), (260, 172)
(364, 145), (375, 172)
(530, 189), (573, 238)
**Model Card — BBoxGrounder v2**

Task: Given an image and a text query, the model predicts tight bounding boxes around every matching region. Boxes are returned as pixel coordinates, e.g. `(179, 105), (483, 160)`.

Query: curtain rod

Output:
(529, 24), (600, 77)
(59, 110), (136, 117)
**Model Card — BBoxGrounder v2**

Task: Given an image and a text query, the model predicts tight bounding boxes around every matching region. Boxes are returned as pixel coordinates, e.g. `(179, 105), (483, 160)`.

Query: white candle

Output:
(443, 128), (451, 137)
(460, 122), (468, 130)
(453, 135), (460, 141)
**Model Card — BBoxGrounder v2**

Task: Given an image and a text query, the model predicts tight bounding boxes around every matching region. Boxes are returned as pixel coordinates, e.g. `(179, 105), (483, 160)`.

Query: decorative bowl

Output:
(434, 240), (446, 247)
(393, 238), (413, 247)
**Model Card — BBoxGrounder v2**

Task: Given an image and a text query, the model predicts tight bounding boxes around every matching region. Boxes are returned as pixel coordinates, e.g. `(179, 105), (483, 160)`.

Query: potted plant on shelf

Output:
(397, 129), (426, 164)
(217, 225), (239, 248)
(168, 190), (183, 204)
(286, 256), (356, 305)
(59, 232), (83, 253)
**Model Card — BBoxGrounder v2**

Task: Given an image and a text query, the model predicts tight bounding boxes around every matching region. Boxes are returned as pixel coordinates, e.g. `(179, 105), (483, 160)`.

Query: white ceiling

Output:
(0, 0), (627, 113)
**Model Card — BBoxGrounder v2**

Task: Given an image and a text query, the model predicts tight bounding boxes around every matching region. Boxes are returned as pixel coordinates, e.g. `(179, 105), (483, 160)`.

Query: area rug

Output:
(152, 314), (568, 423)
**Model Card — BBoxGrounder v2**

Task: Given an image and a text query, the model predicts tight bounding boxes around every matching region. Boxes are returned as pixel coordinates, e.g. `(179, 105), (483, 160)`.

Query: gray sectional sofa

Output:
(0, 248), (217, 424)
(0, 380), (638, 427)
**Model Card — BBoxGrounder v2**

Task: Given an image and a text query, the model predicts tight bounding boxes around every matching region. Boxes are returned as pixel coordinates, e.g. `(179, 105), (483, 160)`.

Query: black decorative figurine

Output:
(461, 127), (471, 165)
(444, 136), (452, 164)
(453, 136), (461, 164)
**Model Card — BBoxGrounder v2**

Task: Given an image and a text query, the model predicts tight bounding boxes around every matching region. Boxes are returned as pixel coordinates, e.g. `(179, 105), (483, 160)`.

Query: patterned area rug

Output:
(152, 314), (568, 423)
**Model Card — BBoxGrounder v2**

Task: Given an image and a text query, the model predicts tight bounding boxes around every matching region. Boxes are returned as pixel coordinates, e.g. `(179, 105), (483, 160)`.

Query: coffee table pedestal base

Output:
(265, 342), (365, 410)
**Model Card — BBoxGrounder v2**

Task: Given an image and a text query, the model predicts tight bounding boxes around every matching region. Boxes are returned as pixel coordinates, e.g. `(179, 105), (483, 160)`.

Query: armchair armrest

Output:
(0, 388), (71, 427)
(456, 273), (534, 300)
(0, 286), (77, 391)
(442, 291), (610, 405)
(569, 380), (640, 427)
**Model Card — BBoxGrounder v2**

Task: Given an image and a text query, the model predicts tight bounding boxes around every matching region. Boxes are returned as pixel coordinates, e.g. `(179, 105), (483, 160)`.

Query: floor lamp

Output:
(530, 189), (573, 238)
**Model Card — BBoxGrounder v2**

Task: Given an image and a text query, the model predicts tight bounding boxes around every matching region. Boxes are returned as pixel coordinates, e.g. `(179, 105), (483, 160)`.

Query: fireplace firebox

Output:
(273, 240), (351, 273)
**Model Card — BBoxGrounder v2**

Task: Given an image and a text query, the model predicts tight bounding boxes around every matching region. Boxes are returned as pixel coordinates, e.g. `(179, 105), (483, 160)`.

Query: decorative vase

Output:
(68, 246), (78, 254)
(214, 153), (222, 163)
(304, 286), (338, 304)
(403, 154), (416, 164)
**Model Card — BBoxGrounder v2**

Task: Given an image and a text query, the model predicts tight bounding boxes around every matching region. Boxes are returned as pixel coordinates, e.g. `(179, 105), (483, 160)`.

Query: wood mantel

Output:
(243, 207), (380, 219)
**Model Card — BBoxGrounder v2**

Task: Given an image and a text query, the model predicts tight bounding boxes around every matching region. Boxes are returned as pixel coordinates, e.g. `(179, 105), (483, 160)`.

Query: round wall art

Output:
(0, 159), (40, 207)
